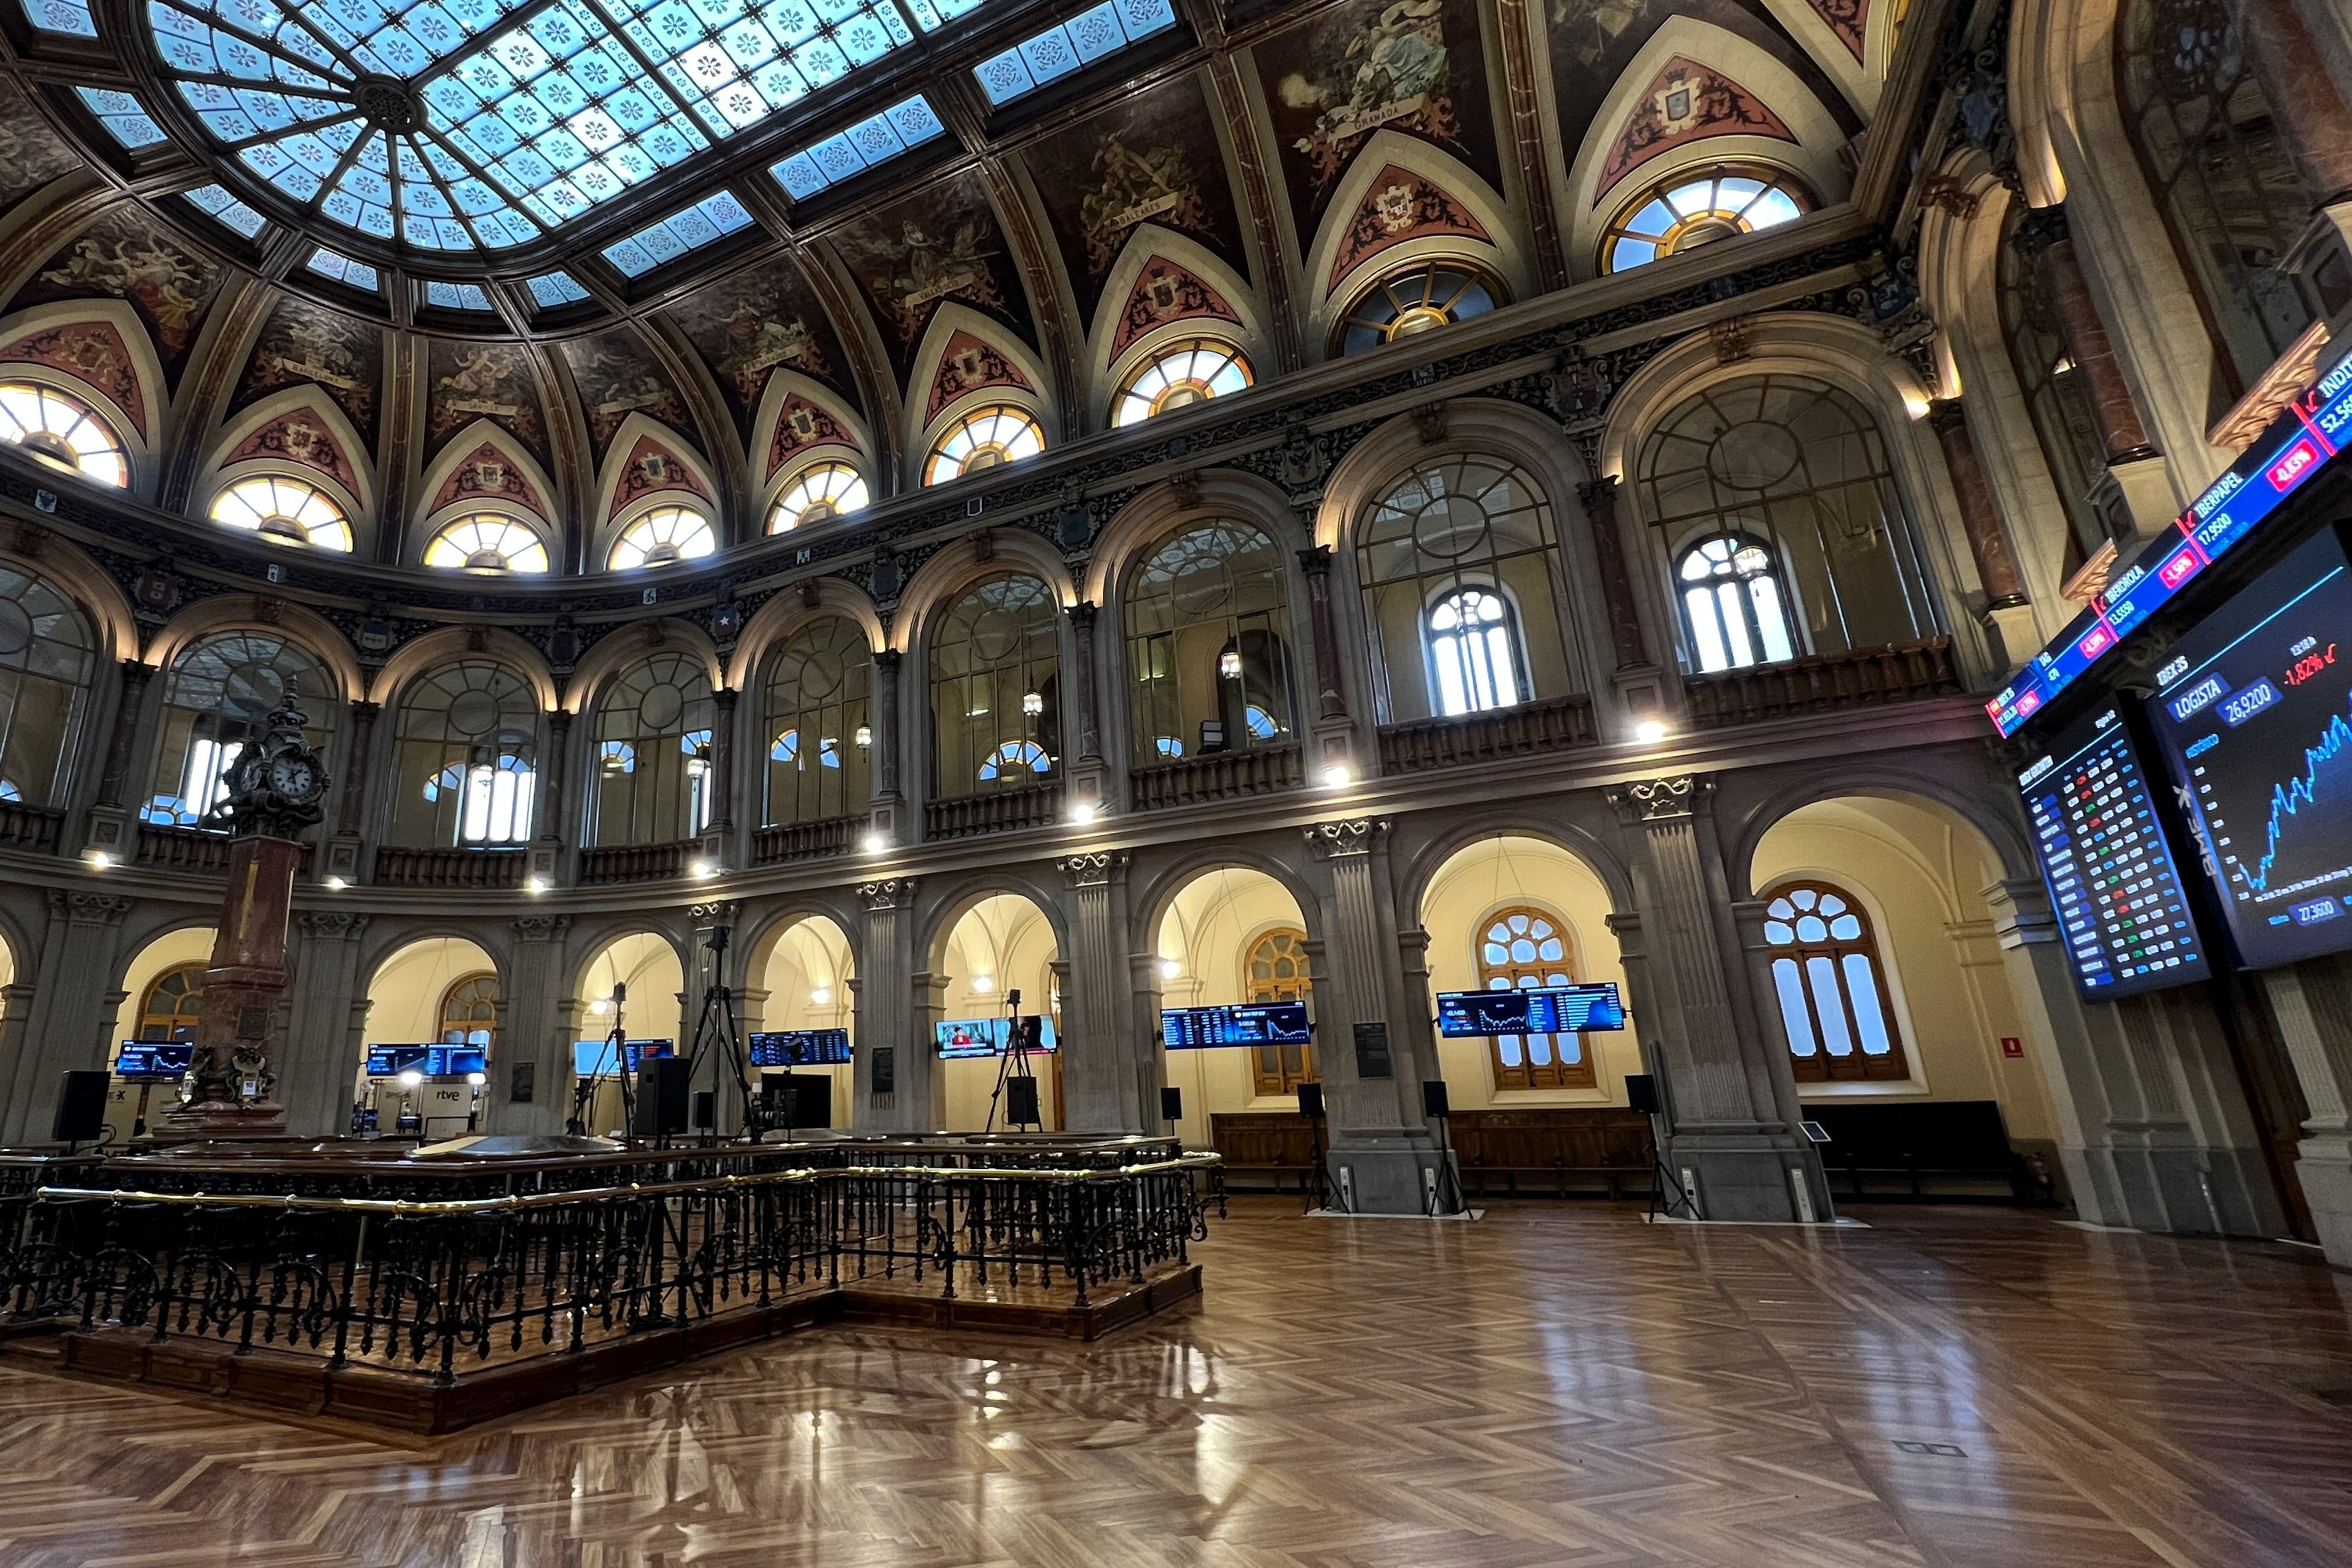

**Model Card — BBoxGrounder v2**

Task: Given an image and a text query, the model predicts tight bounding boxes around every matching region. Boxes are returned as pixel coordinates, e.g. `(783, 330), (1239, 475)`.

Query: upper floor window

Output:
(137, 962), (205, 1042)
(391, 661), (539, 847)
(144, 632), (337, 830)
(1601, 167), (1810, 274)
(1676, 534), (1797, 672)
(1425, 586), (1524, 716)
(591, 652), (713, 845)
(609, 504), (716, 570)
(772, 461), (869, 532)
(425, 513), (550, 573)
(437, 972), (498, 1049)
(0, 563), (94, 810)
(1245, 926), (1314, 1096)
(1337, 261), (1497, 356)
(1764, 879), (1909, 1082)
(930, 573), (1058, 794)
(1112, 339), (1253, 427)
(1999, 205), (2111, 569)
(925, 406), (1045, 486)
(0, 383), (127, 487)
(210, 476), (353, 552)
(763, 616), (871, 826)
(1479, 906), (1593, 1090)
(1124, 519), (1293, 766)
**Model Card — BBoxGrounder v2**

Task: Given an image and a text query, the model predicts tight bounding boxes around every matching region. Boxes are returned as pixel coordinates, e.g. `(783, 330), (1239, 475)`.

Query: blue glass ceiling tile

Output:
(425, 279), (493, 309)
(1017, 29), (1080, 84)
(308, 247), (380, 289)
(974, 0), (1170, 106)
(24, 0), (100, 35)
(184, 183), (268, 237)
(885, 94), (943, 143)
(80, 88), (173, 149)
(527, 270), (589, 306)
(770, 151), (824, 198)
(768, 92), (938, 199)
(1066, 3), (1122, 62)
(973, 53), (1029, 106)
(602, 238), (657, 274)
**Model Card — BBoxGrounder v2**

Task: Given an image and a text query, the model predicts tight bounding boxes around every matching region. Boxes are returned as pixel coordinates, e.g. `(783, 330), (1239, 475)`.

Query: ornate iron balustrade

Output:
(1376, 693), (1600, 776)
(752, 813), (859, 864)
(925, 780), (1063, 841)
(1129, 745), (1304, 810)
(0, 800), (62, 854)
(579, 840), (688, 884)
(1681, 637), (1963, 729)
(373, 846), (527, 888)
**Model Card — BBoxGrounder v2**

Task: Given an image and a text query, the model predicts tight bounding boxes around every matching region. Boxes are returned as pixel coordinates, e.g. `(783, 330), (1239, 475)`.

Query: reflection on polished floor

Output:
(3, 1198), (2351, 1567)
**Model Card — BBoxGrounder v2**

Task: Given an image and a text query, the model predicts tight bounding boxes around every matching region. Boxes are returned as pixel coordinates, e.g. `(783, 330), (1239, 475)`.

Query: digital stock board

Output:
(1434, 983), (1627, 1037)
(1160, 1002), (1312, 1049)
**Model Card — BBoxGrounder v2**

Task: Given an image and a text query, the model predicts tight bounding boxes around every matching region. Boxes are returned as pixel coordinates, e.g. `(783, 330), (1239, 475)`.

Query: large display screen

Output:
(366, 1044), (490, 1079)
(2017, 703), (2211, 997)
(748, 1029), (853, 1067)
(1162, 1002), (1311, 1049)
(1434, 983), (1627, 1036)
(114, 1042), (193, 1080)
(935, 1017), (1059, 1057)
(570, 1038), (674, 1076)
(2145, 527), (2352, 967)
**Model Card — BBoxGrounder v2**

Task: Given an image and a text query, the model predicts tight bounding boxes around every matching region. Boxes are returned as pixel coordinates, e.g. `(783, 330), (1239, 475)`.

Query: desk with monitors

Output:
(360, 1044), (493, 1141)
(1160, 1002), (1311, 1049)
(1434, 983), (1627, 1037)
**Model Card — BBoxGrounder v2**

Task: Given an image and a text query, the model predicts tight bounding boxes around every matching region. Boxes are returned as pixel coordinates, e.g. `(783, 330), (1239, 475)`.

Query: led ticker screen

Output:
(748, 1029), (853, 1067)
(2017, 704), (2210, 998)
(2145, 528), (2352, 968)
(1161, 1002), (1312, 1049)
(1988, 350), (2352, 736)
(570, 1038), (674, 1077)
(1434, 983), (1627, 1037)
(936, 1017), (1059, 1057)
(114, 1042), (192, 1080)
(366, 1044), (490, 1079)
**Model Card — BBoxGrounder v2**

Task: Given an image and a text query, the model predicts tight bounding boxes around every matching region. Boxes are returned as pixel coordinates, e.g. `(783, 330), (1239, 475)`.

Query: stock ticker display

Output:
(1160, 1002), (1312, 1049)
(364, 1044), (490, 1079)
(748, 1029), (853, 1067)
(1434, 982), (1627, 1037)
(2146, 528), (2352, 967)
(113, 1042), (193, 1079)
(569, 1038), (674, 1076)
(2017, 704), (2210, 998)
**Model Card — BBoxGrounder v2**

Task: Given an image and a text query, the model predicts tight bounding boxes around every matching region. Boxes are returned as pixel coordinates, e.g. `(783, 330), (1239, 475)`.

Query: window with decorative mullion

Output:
(1763, 879), (1910, 1083)
(1478, 905), (1595, 1091)
(1246, 927), (1315, 1096)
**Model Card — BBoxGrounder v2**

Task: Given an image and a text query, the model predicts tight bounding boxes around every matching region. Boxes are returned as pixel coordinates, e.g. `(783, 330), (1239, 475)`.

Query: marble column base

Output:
(1662, 1130), (1834, 1222)
(1326, 1131), (1451, 1215)
(2295, 1134), (2352, 1267)
(145, 1098), (291, 1146)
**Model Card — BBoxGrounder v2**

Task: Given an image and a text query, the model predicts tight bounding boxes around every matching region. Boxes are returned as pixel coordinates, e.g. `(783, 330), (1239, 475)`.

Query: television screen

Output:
(2145, 525), (2352, 968)
(364, 1043), (431, 1079)
(368, 1044), (491, 1078)
(1434, 983), (1627, 1036)
(114, 1041), (193, 1080)
(934, 1017), (1058, 1056)
(2017, 702), (2211, 997)
(571, 1038), (674, 1076)
(1162, 1002), (1312, 1049)
(749, 1029), (853, 1067)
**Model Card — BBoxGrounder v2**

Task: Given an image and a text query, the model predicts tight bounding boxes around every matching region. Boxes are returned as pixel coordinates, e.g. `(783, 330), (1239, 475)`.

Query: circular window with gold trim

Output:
(609, 503), (716, 570)
(771, 460), (870, 532)
(1337, 261), (1499, 357)
(1112, 339), (1253, 427)
(425, 512), (550, 572)
(1601, 166), (1812, 274)
(210, 475), (353, 551)
(0, 382), (127, 487)
(924, 405), (1045, 486)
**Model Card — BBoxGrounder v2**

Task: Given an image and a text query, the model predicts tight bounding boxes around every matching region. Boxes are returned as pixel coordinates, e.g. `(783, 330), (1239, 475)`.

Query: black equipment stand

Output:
(681, 924), (756, 1143)
(1302, 1086), (1335, 1213)
(984, 988), (1041, 1134)
(567, 984), (634, 1136)
(1426, 1111), (1467, 1217)
(1643, 1118), (1701, 1222)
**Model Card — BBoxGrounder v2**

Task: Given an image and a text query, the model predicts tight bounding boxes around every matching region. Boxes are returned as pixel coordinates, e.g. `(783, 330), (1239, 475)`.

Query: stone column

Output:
(1128, 949), (1171, 1131)
(1928, 398), (2040, 664)
(503, 913), (572, 1136)
(1297, 546), (1347, 722)
(2232, 0), (2352, 207)
(1056, 851), (1146, 1131)
(1577, 477), (1650, 671)
(335, 701), (378, 837)
(281, 911), (369, 1137)
(8, 891), (131, 1144)
(158, 832), (304, 1140)
(1065, 603), (1109, 816)
(95, 659), (154, 810)
(853, 877), (923, 1130)
(870, 651), (904, 846)
(706, 689), (737, 832)
(2263, 955), (2352, 1265)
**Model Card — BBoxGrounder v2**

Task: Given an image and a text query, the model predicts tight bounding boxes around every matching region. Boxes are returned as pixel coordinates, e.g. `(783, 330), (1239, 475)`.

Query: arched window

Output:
(143, 633), (338, 830)
(1600, 166), (1811, 274)
(930, 574), (1059, 795)
(424, 512), (550, 572)
(1676, 534), (1797, 672)
(771, 461), (869, 532)
(137, 962), (205, 1041)
(1337, 261), (1498, 356)
(2118, 0), (2319, 413)
(609, 504), (716, 570)
(1356, 458), (1578, 723)
(1999, 205), (2111, 569)
(1112, 339), (1253, 426)
(1763, 879), (1909, 1083)
(1246, 926), (1314, 1095)
(591, 653), (714, 844)
(763, 616), (871, 825)
(0, 383), (127, 487)
(1124, 519), (1293, 766)
(0, 563), (93, 808)
(391, 661), (539, 846)
(436, 971), (498, 1049)
(1638, 374), (1939, 673)
(925, 405), (1046, 485)
(1478, 906), (1593, 1090)
(209, 475), (354, 551)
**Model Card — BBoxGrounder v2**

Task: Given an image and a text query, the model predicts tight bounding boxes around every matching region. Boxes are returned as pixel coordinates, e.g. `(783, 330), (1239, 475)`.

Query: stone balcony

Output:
(1130, 745), (1304, 811)
(1681, 637), (1963, 729)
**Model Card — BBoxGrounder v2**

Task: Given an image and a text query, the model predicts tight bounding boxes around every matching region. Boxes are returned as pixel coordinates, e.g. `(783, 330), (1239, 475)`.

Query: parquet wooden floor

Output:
(2, 1199), (2349, 1567)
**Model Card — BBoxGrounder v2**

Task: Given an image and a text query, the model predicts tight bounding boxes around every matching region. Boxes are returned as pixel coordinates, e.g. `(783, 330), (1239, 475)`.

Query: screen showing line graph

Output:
(2146, 526), (2352, 969)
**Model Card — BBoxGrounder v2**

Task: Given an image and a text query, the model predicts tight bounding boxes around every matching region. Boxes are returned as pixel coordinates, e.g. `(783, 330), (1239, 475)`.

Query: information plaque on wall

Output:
(1351, 1021), (1391, 1079)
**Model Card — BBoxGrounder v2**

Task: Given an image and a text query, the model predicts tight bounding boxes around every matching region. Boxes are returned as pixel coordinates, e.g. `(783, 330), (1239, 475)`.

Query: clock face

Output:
(268, 752), (321, 804)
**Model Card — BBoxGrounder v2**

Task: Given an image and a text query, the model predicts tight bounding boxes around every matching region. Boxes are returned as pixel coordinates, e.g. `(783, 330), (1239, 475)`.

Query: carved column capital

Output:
(296, 910), (369, 940)
(1607, 774), (1708, 823)
(1056, 850), (1128, 888)
(2010, 202), (2069, 256)
(1067, 599), (1098, 631)
(48, 889), (131, 925)
(1295, 543), (1333, 578)
(872, 648), (904, 671)
(512, 913), (573, 943)
(859, 877), (916, 911)
(687, 899), (737, 926)
(1302, 817), (1387, 858)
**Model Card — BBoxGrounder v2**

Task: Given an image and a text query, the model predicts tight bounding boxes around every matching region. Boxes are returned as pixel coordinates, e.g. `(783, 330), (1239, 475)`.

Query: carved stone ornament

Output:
(1057, 850), (1127, 887)
(1302, 818), (1387, 858)
(48, 890), (131, 924)
(859, 877), (916, 911)
(296, 910), (369, 940)
(512, 913), (573, 942)
(688, 900), (737, 926)
(1610, 774), (1704, 821)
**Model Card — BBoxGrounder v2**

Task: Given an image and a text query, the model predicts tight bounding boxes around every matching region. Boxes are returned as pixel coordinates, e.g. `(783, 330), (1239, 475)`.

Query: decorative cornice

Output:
(295, 911), (368, 939)
(48, 890), (131, 924)
(1302, 819), (1387, 858)
(1056, 850), (1128, 888)
(687, 900), (737, 926)
(512, 913), (573, 942)
(1608, 775), (1707, 823)
(858, 877), (916, 911)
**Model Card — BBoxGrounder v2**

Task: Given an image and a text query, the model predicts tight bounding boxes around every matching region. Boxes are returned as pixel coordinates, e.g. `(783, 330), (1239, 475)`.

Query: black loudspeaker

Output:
(1004, 1075), (1040, 1126)
(633, 1056), (690, 1137)
(871, 1046), (895, 1095)
(1296, 1080), (1324, 1119)
(1160, 1085), (1183, 1122)
(52, 1070), (107, 1144)
(1422, 1079), (1450, 1119)
(691, 1090), (716, 1131)
(793, 1073), (832, 1130)
(1625, 1073), (1660, 1114)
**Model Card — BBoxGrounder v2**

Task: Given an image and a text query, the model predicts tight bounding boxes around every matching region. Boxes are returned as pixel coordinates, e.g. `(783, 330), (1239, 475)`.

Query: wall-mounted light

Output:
(1634, 719), (1669, 744)
(589, 998), (612, 1016)
(1068, 801), (1097, 825)
(690, 860), (717, 879)
(971, 975), (995, 994)
(1319, 764), (1351, 788)
(862, 831), (887, 854)
(525, 875), (548, 894)
(84, 849), (113, 870)
(323, 875), (348, 890)
(811, 987), (832, 1006)
(1157, 958), (1181, 980)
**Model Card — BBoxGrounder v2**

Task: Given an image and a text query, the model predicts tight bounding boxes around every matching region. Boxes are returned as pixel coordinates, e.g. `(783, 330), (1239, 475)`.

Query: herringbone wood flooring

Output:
(1, 1200), (2349, 1567)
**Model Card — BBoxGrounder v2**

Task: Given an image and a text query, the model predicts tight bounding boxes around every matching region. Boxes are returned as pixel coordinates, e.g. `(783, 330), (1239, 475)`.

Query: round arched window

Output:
(609, 504), (716, 570)
(1602, 167), (1811, 273)
(210, 475), (354, 551)
(771, 461), (869, 532)
(1337, 261), (1498, 356)
(425, 513), (550, 573)
(1112, 339), (1253, 427)
(924, 406), (1044, 486)
(0, 383), (127, 487)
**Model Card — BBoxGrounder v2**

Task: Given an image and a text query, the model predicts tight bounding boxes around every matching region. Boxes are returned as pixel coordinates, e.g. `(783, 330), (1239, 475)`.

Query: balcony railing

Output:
(1682, 637), (1963, 729)
(752, 812), (859, 865)
(133, 824), (317, 875)
(0, 800), (62, 854)
(373, 845), (527, 889)
(926, 779), (1062, 841)
(1377, 693), (1599, 777)
(579, 839), (688, 884)
(1130, 744), (1304, 810)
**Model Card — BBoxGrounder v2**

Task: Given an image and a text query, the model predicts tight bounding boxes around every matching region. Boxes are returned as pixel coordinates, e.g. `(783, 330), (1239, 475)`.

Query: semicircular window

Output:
(1337, 261), (1497, 356)
(609, 503), (714, 569)
(0, 383), (127, 487)
(924, 404), (1044, 485)
(1112, 339), (1252, 427)
(1602, 167), (1811, 274)
(210, 474), (354, 550)
(425, 511), (549, 572)
(771, 460), (868, 532)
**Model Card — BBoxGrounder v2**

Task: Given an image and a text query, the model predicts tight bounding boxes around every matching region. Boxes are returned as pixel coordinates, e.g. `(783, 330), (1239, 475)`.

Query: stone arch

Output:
(905, 304), (1053, 489)
(1716, 753), (2038, 903)
(353, 922), (513, 990)
(365, 626), (559, 713)
(1305, 132), (1524, 355)
(0, 301), (164, 496)
(562, 619), (724, 713)
(143, 595), (364, 704)
(1132, 845), (1323, 958)
(564, 920), (694, 1007)
(917, 872), (1073, 977)
(414, 422), (561, 552)
(0, 536), (137, 664)
(1393, 810), (1640, 927)
(590, 413), (721, 563)
(890, 534), (1077, 653)
(1089, 230), (1265, 424)
(725, 577), (886, 689)
(201, 386), (376, 539)
(1085, 468), (1309, 606)
(740, 895), (868, 991)
(752, 369), (870, 494)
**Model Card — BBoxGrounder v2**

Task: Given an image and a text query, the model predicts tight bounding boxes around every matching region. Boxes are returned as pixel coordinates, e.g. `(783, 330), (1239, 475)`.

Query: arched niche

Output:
(746, 909), (858, 1131)
(927, 889), (1064, 1132)
(1147, 862), (1318, 1139)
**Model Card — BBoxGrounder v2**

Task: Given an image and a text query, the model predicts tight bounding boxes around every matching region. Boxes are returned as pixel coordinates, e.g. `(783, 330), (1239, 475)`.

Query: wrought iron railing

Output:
(752, 813), (860, 864)
(1376, 693), (1598, 776)
(1129, 745), (1303, 810)
(925, 780), (1062, 841)
(1681, 637), (1963, 729)
(579, 840), (689, 884)
(373, 845), (527, 888)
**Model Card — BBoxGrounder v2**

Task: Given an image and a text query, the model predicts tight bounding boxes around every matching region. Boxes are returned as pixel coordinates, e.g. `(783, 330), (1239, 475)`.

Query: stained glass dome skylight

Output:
(144, 0), (960, 256)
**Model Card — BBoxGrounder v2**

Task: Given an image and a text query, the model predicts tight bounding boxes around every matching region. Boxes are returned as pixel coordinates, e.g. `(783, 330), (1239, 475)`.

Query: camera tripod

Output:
(567, 984), (635, 1136)
(983, 988), (1042, 1134)
(681, 924), (757, 1141)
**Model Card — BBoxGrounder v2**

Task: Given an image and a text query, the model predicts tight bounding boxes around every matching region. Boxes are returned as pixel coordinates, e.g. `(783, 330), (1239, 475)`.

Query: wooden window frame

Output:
(1763, 878), (1910, 1083)
(1244, 926), (1315, 1096)
(1476, 904), (1595, 1091)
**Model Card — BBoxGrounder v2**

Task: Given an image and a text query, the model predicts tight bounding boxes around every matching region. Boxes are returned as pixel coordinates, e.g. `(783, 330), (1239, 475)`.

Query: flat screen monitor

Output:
(364, 1043), (431, 1079)
(1161, 1002), (1312, 1049)
(571, 1038), (674, 1077)
(2017, 702), (2211, 998)
(114, 1041), (193, 1080)
(934, 1016), (1059, 1057)
(367, 1044), (492, 1079)
(2144, 525), (2352, 967)
(748, 1029), (853, 1067)
(1434, 983), (1627, 1036)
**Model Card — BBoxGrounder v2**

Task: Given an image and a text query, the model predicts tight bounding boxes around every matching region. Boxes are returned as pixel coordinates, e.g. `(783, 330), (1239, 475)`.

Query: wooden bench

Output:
(1210, 1108), (1657, 1198)
(1207, 1112), (1321, 1192)
(1802, 1100), (2038, 1202)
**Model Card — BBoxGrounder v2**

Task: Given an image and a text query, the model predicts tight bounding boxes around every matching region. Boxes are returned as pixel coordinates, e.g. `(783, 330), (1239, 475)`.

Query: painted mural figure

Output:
(860, 219), (1005, 341)
(1279, 0), (1459, 185)
(1080, 139), (1207, 271)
